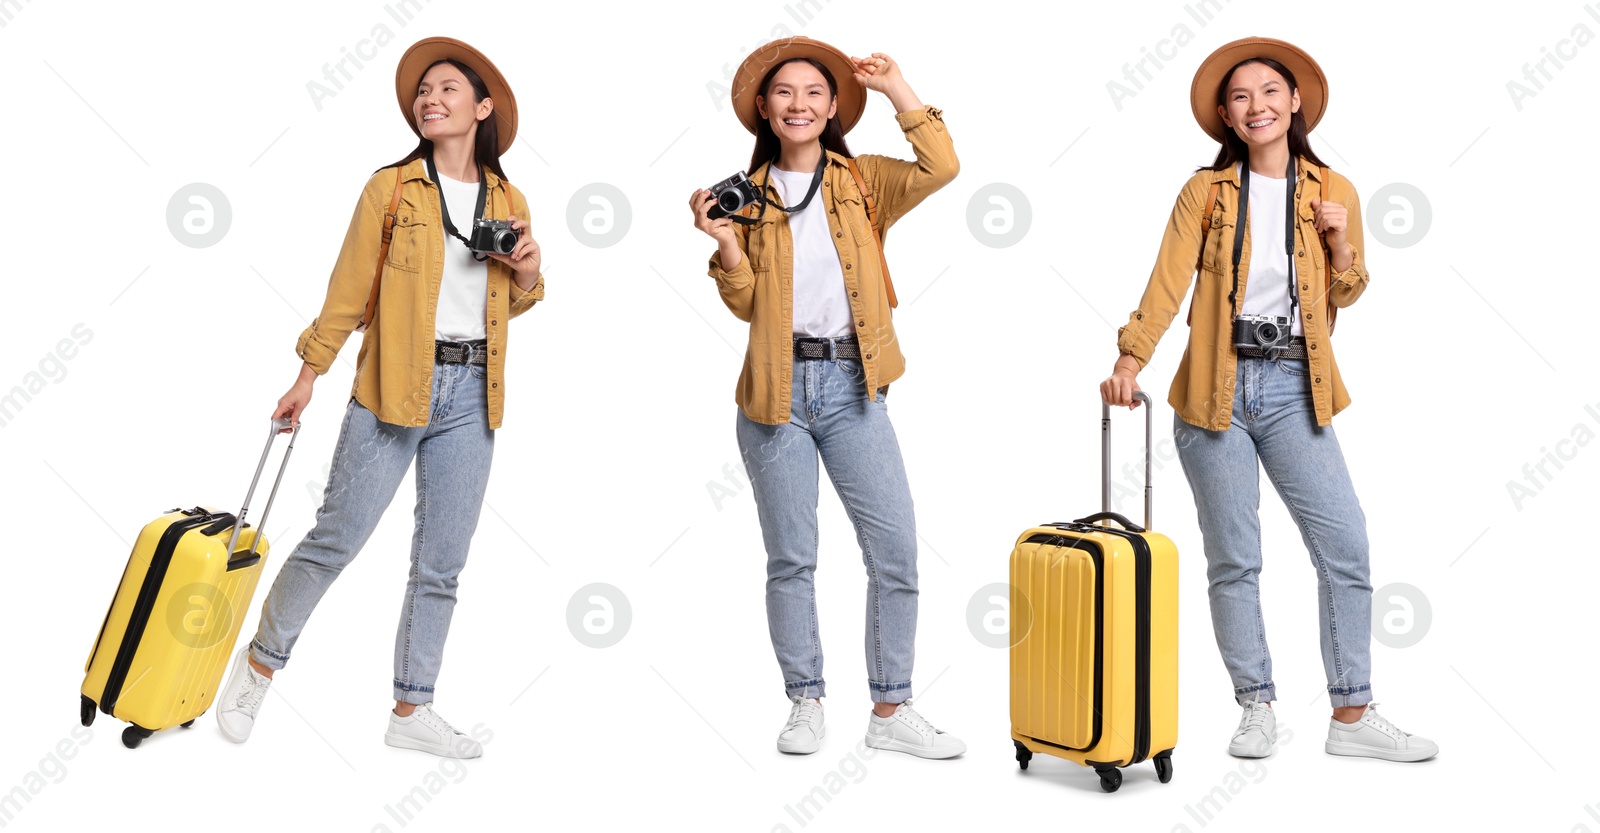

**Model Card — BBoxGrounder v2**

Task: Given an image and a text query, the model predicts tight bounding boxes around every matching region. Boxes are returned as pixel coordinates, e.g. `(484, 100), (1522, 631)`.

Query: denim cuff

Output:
(1232, 680), (1275, 706)
(250, 639), (290, 671)
(869, 679), (912, 705)
(394, 679), (436, 706)
(785, 678), (826, 701)
(1327, 683), (1373, 708)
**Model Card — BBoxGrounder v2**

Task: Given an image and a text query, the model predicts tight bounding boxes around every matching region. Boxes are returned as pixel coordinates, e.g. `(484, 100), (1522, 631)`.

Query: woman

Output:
(689, 37), (963, 759)
(1101, 37), (1436, 762)
(216, 36), (545, 759)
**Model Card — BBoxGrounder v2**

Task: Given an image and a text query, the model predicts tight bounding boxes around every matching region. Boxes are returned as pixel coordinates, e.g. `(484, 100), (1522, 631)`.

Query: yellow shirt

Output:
(295, 158), (544, 430)
(707, 105), (959, 425)
(1116, 160), (1370, 431)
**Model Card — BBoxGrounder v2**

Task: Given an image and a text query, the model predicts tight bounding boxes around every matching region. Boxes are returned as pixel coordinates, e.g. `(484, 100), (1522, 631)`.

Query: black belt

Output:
(1237, 336), (1308, 361)
(793, 335), (860, 361)
(435, 340), (488, 366)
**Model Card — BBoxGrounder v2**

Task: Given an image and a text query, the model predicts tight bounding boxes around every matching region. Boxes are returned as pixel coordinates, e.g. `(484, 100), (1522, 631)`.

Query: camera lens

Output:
(717, 189), (744, 213)
(494, 229), (517, 254)
(1256, 322), (1279, 344)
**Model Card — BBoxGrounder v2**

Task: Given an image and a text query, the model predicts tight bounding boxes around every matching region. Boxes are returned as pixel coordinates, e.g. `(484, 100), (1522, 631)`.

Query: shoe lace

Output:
(786, 698), (821, 730)
(234, 673), (268, 714)
(1361, 704), (1408, 740)
(414, 704), (459, 737)
(1238, 703), (1270, 734)
(893, 699), (940, 735)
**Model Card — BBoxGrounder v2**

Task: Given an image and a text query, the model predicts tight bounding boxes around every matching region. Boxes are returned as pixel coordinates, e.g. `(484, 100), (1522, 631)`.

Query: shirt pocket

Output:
(1201, 208), (1236, 276)
(1297, 201), (1325, 275)
(834, 190), (871, 248)
(385, 202), (431, 274)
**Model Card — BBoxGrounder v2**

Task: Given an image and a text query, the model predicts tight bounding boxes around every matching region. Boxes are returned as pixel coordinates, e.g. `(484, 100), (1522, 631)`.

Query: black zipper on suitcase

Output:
(1047, 522), (1154, 766)
(100, 511), (231, 715)
(1021, 532), (1106, 754)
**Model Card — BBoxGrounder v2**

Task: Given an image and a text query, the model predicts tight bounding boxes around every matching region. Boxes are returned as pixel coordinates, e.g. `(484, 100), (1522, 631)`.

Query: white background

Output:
(3, 0), (1597, 830)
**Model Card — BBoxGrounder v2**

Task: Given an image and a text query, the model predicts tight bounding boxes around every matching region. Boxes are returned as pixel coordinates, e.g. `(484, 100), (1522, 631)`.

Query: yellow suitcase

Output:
(80, 419), (299, 749)
(1009, 392), (1178, 792)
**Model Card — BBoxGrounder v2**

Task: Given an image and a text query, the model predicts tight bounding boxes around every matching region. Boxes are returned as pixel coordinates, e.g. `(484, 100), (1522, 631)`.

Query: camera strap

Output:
(729, 144), (827, 226)
(1228, 155), (1299, 323)
(426, 154), (490, 262)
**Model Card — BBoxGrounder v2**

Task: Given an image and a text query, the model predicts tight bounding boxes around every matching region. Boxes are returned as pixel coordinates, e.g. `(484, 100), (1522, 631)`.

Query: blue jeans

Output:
(251, 359), (495, 705)
(1174, 357), (1374, 709)
(736, 357), (918, 704)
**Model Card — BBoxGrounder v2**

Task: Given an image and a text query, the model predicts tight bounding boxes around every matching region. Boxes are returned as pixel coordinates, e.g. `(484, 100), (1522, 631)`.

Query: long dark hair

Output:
(747, 57), (853, 174)
(380, 59), (509, 183)
(1202, 57), (1328, 173)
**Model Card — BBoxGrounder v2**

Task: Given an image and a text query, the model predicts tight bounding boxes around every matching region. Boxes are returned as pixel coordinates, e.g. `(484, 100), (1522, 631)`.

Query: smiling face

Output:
(755, 60), (838, 150)
(411, 61), (492, 144)
(1218, 61), (1300, 150)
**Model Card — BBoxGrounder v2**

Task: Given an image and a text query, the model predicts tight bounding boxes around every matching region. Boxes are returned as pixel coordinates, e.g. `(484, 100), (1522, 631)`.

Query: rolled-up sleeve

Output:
(296, 174), (386, 374)
(1327, 180), (1370, 309)
(855, 105), (959, 230)
(506, 186), (545, 319)
(708, 238), (756, 323)
(1117, 179), (1206, 369)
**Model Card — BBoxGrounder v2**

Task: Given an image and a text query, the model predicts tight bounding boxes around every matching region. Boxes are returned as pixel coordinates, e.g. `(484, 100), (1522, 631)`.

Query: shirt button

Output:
(865, 353), (872, 359)
(836, 232), (843, 238)
(1305, 313), (1313, 321)
(492, 382), (499, 389)
(845, 264), (852, 270)
(857, 319), (865, 327)
(1314, 377), (1322, 384)
(1301, 284), (1309, 291)
(1298, 251), (1306, 257)
(1310, 343), (1317, 350)
(491, 291), (497, 297)
(491, 348), (498, 355)
(491, 320), (497, 326)
(851, 291), (858, 297)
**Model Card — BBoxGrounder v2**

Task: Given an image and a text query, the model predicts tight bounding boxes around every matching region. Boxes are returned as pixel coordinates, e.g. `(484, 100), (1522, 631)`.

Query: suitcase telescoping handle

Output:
(225, 417), (301, 559)
(1099, 390), (1153, 531)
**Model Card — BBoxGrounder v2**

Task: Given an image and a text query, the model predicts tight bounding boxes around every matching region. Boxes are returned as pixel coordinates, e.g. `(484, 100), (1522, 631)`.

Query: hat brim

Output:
(395, 37), (518, 156)
(1190, 37), (1326, 144)
(731, 37), (865, 136)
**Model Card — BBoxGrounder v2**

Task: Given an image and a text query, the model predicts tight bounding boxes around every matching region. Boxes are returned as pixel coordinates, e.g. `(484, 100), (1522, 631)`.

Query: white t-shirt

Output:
(770, 166), (852, 339)
(1240, 167), (1304, 337)
(433, 171), (489, 342)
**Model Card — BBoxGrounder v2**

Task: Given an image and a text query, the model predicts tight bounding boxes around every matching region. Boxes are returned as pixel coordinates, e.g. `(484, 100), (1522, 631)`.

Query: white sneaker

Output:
(1325, 703), (1438, 762)
(216, 645), (272, 743)
(777, 697), (825, 754)
(384, 703), (483, 759)
(1228, 701), (1276, 758)
(864, 700), (966, 759)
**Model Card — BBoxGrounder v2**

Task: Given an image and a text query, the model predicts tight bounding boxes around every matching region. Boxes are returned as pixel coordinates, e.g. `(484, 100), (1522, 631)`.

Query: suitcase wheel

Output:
(1013, 740), (1032, 771)
(181, 720), (195, 729)
(1094, 765), (1122, 793)
(121, 725), (153, 749)
(80, 695), (96, 728)
(1154, 752), (1173, 784)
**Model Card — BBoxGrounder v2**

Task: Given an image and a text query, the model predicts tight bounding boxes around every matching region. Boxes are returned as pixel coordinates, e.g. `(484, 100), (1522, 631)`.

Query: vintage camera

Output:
(1232, 314), (1294, 353)
(705, 171), (762, 220)
(469, 218), (519, 255)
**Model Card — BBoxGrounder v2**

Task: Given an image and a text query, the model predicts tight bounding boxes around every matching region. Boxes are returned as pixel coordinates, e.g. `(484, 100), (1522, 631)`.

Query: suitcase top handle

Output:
(1101, 390), (1153, 531)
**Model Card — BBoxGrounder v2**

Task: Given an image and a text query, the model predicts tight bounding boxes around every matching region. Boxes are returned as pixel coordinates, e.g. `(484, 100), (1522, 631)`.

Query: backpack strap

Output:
(1184, 181), (1221, 327)
(356, 167), (405, 333)
(846, 157), (897, 309)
